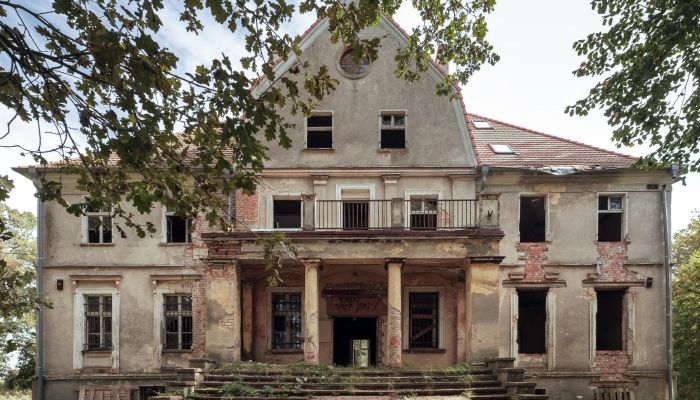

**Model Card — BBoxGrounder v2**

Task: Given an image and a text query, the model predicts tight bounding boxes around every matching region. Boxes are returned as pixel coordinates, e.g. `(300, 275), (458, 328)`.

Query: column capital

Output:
(301, 193), (316, 201)
(311, 175), (329, 186)
(384, 258), (405, 270)
(381, 174), (400, 184)
(301, 258), (322, 269)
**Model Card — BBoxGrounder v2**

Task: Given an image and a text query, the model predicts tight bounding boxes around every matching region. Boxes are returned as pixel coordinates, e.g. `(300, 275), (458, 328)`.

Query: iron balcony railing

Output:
(314, 199), (478, 230)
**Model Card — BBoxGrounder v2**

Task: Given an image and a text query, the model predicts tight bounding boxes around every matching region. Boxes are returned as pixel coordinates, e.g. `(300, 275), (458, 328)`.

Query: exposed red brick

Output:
(592, 351), (630, 382)
(516, 242), (548, 282)
(235, 191), (258, 229)
(592, 242), (639, 282)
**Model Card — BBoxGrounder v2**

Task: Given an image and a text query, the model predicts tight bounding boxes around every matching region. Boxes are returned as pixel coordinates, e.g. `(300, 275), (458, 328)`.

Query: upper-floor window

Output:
(380, 113), (406, 149)
(273, 199), (302, 229)
(409, 196), (438, 230)
(84, 199), (112, 244)
(598, 195), (624, 242)
(164, 295), (192, 350)
(596, 289), (626, 351)
(84, 295), (112, 351)
(519, 196), (546, 242)
(306, 113), (333, 149)
(164, 208), (192, 243)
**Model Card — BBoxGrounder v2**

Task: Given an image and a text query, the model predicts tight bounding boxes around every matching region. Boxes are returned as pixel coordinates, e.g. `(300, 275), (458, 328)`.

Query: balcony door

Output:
(341, 188), (370, 230)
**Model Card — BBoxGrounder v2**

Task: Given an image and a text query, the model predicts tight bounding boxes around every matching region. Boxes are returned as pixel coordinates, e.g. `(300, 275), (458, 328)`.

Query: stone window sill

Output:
(403, 348), (446, 353)
(162, 349), (193, 353)
(159, 242), (189, 247)
(269, 349), (303, 354)
(302, 148), (335, 152)
(377, 148), (407, 153)
(80, 243), (115, 247)
(82, 349), (112, 355)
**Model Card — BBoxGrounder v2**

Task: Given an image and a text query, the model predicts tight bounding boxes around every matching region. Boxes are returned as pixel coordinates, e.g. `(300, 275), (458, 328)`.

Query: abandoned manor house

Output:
(15, 15), (678, 400)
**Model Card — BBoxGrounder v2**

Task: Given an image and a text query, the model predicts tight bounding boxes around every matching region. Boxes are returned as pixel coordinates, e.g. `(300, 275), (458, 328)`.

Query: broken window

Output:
(85, 200), (112, 244)
(409, 197), (438, 230)
(271, 292), (302, 350)
(164, 295), (192, 350)
(596, 289), (625, 351)
(306, 114), (333, 148)
(84, 295), (112, 351)
(598, 195), (624, 242)
(519, 196), (546, 242)
(273, 199), (302, 229)
(409, 292), (439, 348)
(517, 290), (547, 354)
(165, 209), (192, 243)
(380, 114), (406, 148)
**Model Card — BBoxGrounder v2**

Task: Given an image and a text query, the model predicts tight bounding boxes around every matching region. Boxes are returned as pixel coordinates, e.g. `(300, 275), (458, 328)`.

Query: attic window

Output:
(472, 120), (492, 129)
(489, 144), (514, 154)
(337, 47), (370, 79)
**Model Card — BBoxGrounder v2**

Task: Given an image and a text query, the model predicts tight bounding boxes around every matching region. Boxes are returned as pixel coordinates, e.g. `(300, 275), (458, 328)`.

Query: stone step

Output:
(195, 386), (507, 396)
(201, 380), (502, 390)
(203, 375), (497, 384)
(190, 396), (514, 400)
(208, 368), (494, 377)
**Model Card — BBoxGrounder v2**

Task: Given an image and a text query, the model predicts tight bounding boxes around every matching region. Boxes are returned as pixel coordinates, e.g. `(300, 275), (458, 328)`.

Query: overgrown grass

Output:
(0, 388), (31, 400)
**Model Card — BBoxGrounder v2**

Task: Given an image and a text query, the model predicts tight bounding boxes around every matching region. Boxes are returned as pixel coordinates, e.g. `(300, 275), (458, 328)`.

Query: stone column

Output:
(241, 282), (254, 360)
(386, 258), (404, 367)
(205, 262), (241, 362)
(302, 259), (321, 364)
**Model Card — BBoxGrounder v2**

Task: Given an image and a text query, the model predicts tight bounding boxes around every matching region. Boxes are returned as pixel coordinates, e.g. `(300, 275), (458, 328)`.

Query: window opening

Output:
(84, 295), (112, 351)
(409, 197), (438, 230)
(273, 199), (302, 229)
(341, 189), (370, 230)
(519, 196), (546, 242)
(380, 114), (406, 148)
(271, 292), (302, 350)
(598, 195), (624, 242)
(307, 114), (333, 148)
(139, 387), (165, 400)
(517, 290), (547, 354)
(472, 120), (492, 129)
(338, 48), (370, 77)
(408, 292), (439, 348)
(489, 143), (515, 154)
(166, 213), (192, 243)
(164, 295), (192, 350)
(596, 289), (625, 351)
(85, 199), (112, 244)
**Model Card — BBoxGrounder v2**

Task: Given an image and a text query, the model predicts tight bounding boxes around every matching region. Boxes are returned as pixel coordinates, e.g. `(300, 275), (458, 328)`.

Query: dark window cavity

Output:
(596, 289), (625, 351)
(273, 200), (302, 229)
(598, 195), (624, 242)
(409, 292), (439, 348)
(166, 215), (192, 243)
(517, 290), (547, 354)
(139, 387), (165, 400)
(307, 114), (333, 148)
(519, 196), (546, 242)
(164, 295), (193, 350)
(409, 197), (438, 230)
(342, 201), (369, 229)
(84, 295), (112, 351)
(271, 292), (302, 350)
(380, 114), (406, 149)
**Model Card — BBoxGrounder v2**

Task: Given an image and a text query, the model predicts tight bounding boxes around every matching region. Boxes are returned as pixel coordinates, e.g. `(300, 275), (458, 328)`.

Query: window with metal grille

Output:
(409, 197), (438, 230)
(164, 295), (193, 350)
(306, 114), (333, 148)
(409, 292), (439, 348)
(85, 200), (112, 244)
(598, 195), (624, 242)
(271, 292), (302, 350)
(380, 114), (406, 148)
(165, 211), (192, 243)
(84, 295), (112, 351)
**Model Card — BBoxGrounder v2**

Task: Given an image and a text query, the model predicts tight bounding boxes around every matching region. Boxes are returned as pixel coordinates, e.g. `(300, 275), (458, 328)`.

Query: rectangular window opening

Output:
(409, 292), (439, 349)
(595, 289), (625, 351)
(380, 114), (406, 149)
(84, 295), (113, 351)
(598, 195), (624, 242)
(517, 290), (547, 354)
(519, 196), (546, 242)
(139, 387), (165, 400)
(409, 197), (438, 230)
(271, 292), (302, 350)
(273, 199), (302, 229)
(307, 114), (333, 149)
(85, 198), (112, 244)
(166, 215), (192, 243)
(163, 295), (193, 350)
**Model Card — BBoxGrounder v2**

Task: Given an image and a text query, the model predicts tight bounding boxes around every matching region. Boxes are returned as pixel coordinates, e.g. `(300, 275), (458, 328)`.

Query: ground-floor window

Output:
(517, 290), (547, 354)
(84, 295), (113, 351)
(408, 292), (439, 348)
(271, 292), (302, 350)
(596, 288), (626, 350)
(164, 295), (192, 350)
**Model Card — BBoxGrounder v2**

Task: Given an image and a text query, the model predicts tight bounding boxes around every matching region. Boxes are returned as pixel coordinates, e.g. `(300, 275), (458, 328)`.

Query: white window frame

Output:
(489, 143), (515, 154)
(378, 110), (407, 149)
(267, 287), (304, 351)
(517, 193), (550, 242)
(305, 110), (334, 149)
(335, 184), (376, 229)
(162, 206), (192, 244)
(161, 293), (193, 351)
(402, 286), (445, 349)
(404, 190), (443, 229)
(265, 194), (304, 231)
(596, 192), (628, 242)
(73, 287), (120, 370)
(81, 196), (113, 244)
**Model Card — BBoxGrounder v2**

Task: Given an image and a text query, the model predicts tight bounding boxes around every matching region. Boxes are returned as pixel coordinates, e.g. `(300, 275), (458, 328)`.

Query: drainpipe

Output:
(480, 165), (490, 192)
(661, 183), (673, 399)
(27, 167), (44, 400)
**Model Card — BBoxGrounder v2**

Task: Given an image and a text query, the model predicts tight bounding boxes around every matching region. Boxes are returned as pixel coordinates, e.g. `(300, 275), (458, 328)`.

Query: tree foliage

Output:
(568, 0), (700, 171)
(0, 0), (498, 233)
(673, 212), (700, 399)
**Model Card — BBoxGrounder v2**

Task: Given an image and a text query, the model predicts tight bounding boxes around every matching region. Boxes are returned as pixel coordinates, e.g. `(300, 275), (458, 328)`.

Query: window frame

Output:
(596, 193), (627, 242)
(403, 190), (443, 229)
(378, 110), (407, 149)
(162, 294), (193, 351)
(402, 287), (444, 350)
(162, 206), (193, 244)
(81, 196), (113, 244)
(305, 111), (334, 149)
(83, 294), (113, 351)
(518, 194), (549, 243)
(267, 287), (304, 352)
(594, 288), (627, 351)
(268, 195), (304, 231)
(73, 285), (120, 370)
(489, 143), (515, 154)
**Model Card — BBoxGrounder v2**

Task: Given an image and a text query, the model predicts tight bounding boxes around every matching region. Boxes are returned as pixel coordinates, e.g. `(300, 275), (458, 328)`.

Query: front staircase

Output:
(156, 358), (548, 400)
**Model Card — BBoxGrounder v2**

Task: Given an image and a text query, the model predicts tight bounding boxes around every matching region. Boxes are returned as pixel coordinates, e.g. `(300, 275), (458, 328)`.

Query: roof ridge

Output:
(467, 112), (638, 161)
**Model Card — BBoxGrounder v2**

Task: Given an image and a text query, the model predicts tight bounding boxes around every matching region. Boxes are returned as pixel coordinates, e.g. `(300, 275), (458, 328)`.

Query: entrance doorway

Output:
(332, 317), (377, 366)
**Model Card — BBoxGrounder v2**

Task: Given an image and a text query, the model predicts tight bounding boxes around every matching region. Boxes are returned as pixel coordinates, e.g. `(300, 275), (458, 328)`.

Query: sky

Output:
(0, 0), (697, 233)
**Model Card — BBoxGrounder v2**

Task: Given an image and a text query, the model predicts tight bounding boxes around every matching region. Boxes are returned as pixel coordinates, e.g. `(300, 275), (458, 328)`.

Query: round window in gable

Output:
(337, 47), (371, 79)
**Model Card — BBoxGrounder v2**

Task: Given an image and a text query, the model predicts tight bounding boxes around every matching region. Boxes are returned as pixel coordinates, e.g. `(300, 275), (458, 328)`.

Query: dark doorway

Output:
(333, 317), (377, 366)
(517, 290), (547, 354)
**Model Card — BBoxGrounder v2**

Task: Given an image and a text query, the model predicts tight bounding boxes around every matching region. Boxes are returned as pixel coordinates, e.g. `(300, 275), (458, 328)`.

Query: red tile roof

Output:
(466, 113), (637, 170)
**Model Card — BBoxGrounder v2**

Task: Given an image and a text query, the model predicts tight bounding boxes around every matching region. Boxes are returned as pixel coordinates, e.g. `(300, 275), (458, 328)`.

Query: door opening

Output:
(333, 317), (377, 366)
